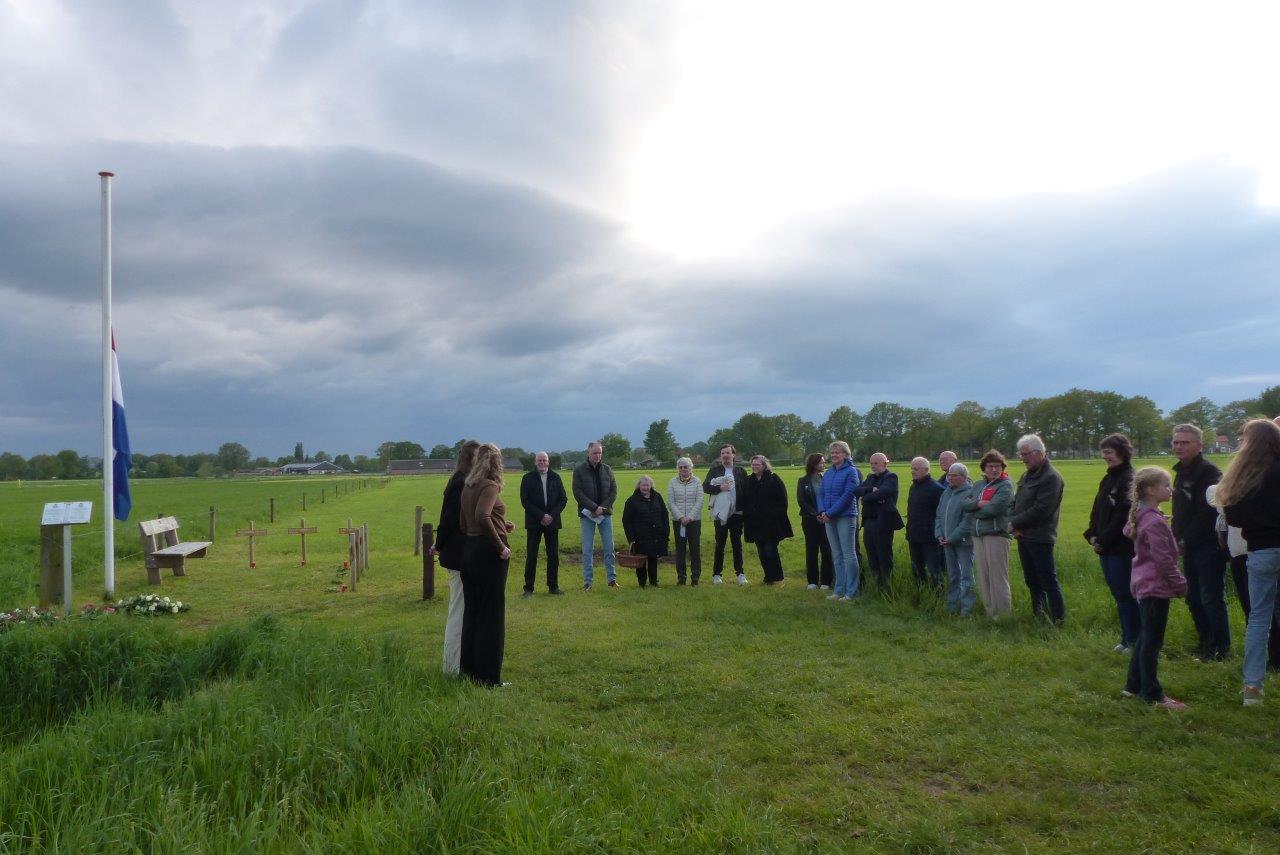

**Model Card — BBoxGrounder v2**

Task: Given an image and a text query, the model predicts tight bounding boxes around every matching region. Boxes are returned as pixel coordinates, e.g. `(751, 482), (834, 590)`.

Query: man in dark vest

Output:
(1172, 423), (1230, 660)
(520, 451), (567, 596)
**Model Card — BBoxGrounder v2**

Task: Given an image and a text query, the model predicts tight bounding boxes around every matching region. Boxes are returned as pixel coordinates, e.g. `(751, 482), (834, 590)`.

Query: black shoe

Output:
(549, 588), (565, 595)
(691, 579), (699, 586)
(521, 590), (533, 598)
(677, 579), (686, 586)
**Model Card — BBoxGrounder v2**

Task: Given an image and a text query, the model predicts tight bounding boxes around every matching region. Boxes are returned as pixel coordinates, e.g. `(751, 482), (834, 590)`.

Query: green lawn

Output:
(2, 459), (1277, 852)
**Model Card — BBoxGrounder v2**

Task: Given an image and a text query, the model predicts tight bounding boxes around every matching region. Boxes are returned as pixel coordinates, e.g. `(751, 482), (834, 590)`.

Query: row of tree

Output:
(4, 386), (1275, 481)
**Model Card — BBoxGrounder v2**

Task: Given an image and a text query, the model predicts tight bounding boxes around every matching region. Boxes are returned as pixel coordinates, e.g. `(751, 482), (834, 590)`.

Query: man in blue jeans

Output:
(571, 441), (618, 590)
(1172, 424), (1230, 660)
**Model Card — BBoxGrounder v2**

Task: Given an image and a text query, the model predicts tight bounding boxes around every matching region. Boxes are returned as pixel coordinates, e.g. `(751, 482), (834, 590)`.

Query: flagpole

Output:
(100, 170), (115, 598)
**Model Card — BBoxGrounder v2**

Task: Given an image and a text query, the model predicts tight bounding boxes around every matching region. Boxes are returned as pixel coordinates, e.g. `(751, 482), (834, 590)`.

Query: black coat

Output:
(435, 471), (466, 571)
(855, 470), (899, 520)
(1173, 454), (1222, 547)
(740, 472), (794, 544)
(1083, 462), (1134, 557)
(796, 473), (822, 518)
(519, 469), (568, 530)
(906, 476), (944, 543)
(622, 489), (670, 557)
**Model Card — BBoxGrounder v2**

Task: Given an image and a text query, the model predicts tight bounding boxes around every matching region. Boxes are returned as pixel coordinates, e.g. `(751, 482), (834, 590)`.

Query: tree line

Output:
(3, 385), (1275, 481)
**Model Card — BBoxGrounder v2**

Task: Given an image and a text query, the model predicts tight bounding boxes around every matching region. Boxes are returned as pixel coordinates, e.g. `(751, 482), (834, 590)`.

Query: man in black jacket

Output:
(855, 452), (899, 588)
(520, 452), (567, 596)
(1010, 434), (1066, 624)
(906, 457), (944, 586)
(572, 441), (619, 590)
(1172, 424), (1230, 660)
(703, 444), (750, 584)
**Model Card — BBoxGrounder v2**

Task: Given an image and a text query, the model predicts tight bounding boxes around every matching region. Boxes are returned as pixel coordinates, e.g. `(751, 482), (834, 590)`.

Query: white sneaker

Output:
(827, 593), (840, 600)
(838, 596), (852, 602)
(737, 574), (748, 585)
(807, 583), (818, 590)
(819, 584), (830, 590)
(712, 575), (724, 584)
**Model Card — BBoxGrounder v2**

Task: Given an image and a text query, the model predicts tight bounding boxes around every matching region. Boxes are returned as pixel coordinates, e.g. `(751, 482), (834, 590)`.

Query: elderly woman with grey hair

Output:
(667, 457), (703, 585)
(935, 462), (977, 615)
(622, 474), (670, 587)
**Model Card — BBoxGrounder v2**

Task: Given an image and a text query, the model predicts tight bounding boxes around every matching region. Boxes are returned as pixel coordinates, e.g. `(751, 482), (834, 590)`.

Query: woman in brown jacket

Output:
(459, 443), (515, 686)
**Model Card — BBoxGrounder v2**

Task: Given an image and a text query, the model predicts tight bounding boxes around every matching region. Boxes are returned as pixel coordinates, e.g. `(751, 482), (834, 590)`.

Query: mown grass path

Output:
(2, 459), (1278, 851)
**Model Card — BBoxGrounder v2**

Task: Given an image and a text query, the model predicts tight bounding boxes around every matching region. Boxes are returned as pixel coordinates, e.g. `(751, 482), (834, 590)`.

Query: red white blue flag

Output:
(111, 331), (132, 520)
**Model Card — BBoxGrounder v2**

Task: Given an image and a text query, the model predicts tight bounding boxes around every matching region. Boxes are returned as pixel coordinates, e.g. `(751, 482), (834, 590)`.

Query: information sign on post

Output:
(40, 502), (94, 614)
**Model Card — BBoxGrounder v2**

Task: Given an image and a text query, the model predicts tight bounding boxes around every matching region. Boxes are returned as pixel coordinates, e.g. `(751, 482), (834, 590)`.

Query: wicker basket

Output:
(616, 546), (648, 568)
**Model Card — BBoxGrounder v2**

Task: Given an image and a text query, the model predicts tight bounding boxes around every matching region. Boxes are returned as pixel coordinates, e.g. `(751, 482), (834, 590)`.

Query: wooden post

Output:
(209, 506), (217, 542)
(287, 518), (317, 565)
(302, 492), (307, 511)
(38, 524), (62, 608)
(339, 519), (359, 590)
(361, 523), (369, 573)
(413, 506), (423, 555)
(421, 523), (435, 599)
(269, 497), (275, 523)
(235, 521), (270, 569)
(321, 488), (325, 504)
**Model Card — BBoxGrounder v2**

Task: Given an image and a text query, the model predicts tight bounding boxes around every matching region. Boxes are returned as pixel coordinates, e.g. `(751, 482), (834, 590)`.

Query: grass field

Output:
(2, 459), (1278, 852)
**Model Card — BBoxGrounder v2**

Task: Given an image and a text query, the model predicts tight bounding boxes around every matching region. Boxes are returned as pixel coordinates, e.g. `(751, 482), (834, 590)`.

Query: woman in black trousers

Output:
(741, 455), (793, 586)
(623, 475), (670, 586)
(797, 452), (834, 589)
(459, 443), (514, 687)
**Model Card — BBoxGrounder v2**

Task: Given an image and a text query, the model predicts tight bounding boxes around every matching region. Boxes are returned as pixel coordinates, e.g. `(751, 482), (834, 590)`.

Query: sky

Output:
(2, 0), (1279, 459)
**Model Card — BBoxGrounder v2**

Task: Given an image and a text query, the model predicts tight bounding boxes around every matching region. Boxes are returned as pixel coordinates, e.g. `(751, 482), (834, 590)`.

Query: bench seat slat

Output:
(153, 541), (212, 557)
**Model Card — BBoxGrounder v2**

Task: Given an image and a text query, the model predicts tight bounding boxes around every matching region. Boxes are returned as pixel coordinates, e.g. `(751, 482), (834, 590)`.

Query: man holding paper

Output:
(572, 441), (619, 590)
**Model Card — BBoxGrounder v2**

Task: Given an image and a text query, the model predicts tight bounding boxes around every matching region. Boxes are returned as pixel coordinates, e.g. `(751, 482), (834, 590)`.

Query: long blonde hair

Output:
(1217, 419), (1280, 507)
(1129, 466), (1171, 528)
(465, 442), (504, 488)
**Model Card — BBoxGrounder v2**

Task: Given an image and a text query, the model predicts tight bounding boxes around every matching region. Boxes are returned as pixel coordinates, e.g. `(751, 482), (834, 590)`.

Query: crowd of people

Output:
(429, 420), (1280, 713)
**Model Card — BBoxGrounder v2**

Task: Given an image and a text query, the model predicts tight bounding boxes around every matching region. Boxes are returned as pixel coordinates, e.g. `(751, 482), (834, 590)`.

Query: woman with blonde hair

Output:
(459, 442), (515, 686)
(1220, 418), (1280, 706)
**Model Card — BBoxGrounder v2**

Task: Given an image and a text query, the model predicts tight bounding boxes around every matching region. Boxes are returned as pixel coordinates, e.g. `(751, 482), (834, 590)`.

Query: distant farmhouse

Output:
(280, 461), (345, 475)
(387, 459), (455, 475)
(386, 457), (525, 475)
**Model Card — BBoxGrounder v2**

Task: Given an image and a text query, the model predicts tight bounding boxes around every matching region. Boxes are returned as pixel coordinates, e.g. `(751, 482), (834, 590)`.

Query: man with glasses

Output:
(1010, 433), (1066, 624)
(1171, 423), (1230, 661)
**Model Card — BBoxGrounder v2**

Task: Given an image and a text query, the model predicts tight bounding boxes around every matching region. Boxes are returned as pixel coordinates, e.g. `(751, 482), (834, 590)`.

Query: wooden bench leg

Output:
(147, 562), (161, 586)
(172, 558), (186, 577)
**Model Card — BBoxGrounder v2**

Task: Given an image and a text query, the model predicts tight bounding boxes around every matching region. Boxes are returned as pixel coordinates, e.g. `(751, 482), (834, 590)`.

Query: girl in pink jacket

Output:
(1122, 467), (1189, 709)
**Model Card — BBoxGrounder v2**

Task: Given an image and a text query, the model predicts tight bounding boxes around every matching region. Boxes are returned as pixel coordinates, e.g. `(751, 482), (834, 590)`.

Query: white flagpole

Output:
(100, 170), (115, 598)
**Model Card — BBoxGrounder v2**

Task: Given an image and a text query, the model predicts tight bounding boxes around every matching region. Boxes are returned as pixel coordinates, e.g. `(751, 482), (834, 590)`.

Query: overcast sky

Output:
(3, 0), (1279, 458)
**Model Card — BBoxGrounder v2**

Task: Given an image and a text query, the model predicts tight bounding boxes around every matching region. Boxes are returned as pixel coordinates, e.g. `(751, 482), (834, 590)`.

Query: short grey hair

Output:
(1016, 434), (1046, 453)
(535, 451), (549, 460)
(938, 450), (958, 461)
(587, 440), (603, 451)
(676, 456), (692, 468)
(636, 475), (655, 489)
(948, 462), (970, 477)
(910, 456), (930, 469)
(1172, 423), (1203, 441)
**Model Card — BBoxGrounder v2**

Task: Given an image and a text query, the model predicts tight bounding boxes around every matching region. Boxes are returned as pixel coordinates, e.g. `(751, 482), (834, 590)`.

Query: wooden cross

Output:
(287, 518), (318, 565)
(236, 521), (270, 568)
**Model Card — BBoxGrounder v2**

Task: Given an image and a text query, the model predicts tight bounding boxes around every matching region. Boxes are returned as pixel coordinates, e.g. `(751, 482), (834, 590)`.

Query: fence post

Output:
(269, 497), (275, 523)
(414, 506), (423, 555)
(209, 506), (217, 542)
(422, 523), (435, 599)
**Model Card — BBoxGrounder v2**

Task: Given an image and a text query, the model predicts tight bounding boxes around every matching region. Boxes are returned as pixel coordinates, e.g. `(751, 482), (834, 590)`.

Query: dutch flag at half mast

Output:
(110, 331), (132, 521)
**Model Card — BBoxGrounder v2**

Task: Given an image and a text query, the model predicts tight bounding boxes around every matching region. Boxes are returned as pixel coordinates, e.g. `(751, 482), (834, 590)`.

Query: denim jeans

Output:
(1099, 553), (1141, 646)
(1017, 539), (1066, 623)
(944, 543), (975, 615)
(580, 515), (616, 585)
(825, 516), (861, 598)
(1184, 539), (1230, 658)
(1126, 597), (1171, 702)
(1243, 548), (1280, 688)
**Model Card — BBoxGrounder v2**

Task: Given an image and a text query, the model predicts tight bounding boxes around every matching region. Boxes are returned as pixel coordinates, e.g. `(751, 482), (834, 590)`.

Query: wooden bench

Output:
(139, 516), (212, 585)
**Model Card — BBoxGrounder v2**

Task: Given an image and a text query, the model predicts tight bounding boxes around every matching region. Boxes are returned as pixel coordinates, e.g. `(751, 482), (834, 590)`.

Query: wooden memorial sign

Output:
(287, 518), (317, 565)
(236, 521), (270, 568)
